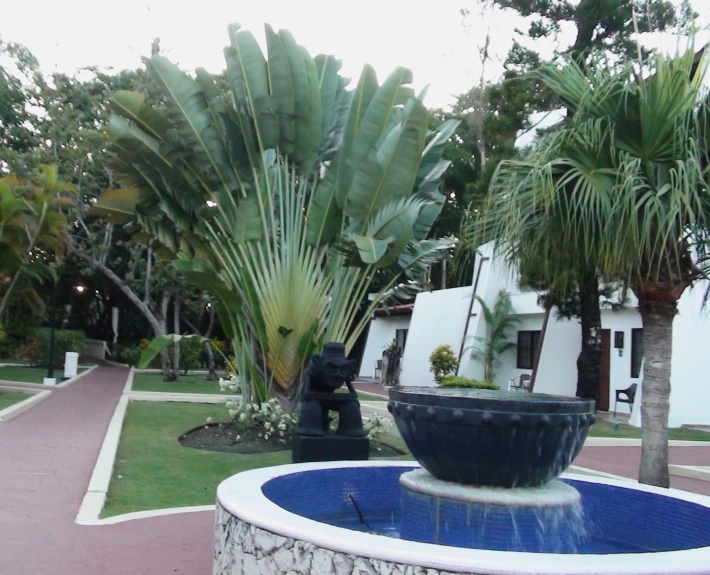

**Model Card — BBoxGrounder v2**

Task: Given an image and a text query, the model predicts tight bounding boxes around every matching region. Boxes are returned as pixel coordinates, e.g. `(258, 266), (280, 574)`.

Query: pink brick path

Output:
(0, 366), (212, 575)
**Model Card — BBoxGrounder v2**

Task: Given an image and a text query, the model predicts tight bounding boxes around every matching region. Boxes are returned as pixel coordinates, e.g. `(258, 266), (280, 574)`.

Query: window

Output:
(395, 329), (408, 354)
(516, 330), (541, 369)
(631, 328), (644, 378)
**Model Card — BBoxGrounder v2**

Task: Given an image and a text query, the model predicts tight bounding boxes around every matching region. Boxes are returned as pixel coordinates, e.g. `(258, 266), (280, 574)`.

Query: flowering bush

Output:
(225, 395), (299, 444)
(328, 412), (393, 441)
(364, 413), (394, 441)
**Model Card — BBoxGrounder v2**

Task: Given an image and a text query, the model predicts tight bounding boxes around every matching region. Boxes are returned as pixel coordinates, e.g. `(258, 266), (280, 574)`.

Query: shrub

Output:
(227, 397), (299, 444)
(328, 411), (393, 441)
(440, 376), (499, 390)
(429, 344), (459, 384)
(117, 344), (141, 366)
(180, 337), (202, 373)
(24, 328), (85, 368)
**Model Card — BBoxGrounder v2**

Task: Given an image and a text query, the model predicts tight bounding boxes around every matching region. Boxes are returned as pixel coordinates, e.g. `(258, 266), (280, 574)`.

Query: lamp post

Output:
(44, 281), (59, 386)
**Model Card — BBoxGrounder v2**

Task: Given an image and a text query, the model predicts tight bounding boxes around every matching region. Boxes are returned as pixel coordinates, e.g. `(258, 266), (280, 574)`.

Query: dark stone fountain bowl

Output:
(388, 387), (596, 488)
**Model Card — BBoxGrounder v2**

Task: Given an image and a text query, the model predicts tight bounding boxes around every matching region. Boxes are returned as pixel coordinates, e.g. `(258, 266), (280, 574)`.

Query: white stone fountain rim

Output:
(216, 460), (710, 575)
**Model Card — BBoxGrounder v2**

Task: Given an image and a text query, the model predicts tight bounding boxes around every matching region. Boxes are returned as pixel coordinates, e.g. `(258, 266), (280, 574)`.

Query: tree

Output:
(478, 48), (710, 487)
(0, 166), (76, 322)
(469, 289), (520, 382)
(92, 24), (456, 407)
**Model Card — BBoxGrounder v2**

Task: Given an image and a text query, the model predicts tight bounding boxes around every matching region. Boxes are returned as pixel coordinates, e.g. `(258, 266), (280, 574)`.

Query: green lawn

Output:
(0, 390), (31, 410)
(131, 373), (224, 394)
(589, 419), (710, 441)
(103, 401), (290, 516)
(0, 366), (86, 384)
(103, 400), (410, 516)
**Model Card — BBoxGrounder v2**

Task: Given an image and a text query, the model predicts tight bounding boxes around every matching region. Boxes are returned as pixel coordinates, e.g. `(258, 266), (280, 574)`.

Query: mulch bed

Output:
(179, 422), (405, 458)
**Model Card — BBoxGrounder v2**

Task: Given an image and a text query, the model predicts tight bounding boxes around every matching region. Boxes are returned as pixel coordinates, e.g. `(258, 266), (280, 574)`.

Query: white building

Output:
(359, 242), (710, 428)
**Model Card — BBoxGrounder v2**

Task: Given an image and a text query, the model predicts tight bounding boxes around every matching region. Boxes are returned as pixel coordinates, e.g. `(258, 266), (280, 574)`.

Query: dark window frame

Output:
(516, 330), (541, 370)
(395, 328), (408, 354)
(631, 328), (644, 378)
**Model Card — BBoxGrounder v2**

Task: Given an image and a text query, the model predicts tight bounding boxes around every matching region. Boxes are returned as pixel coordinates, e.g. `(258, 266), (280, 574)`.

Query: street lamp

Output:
(44, 281), (59, 386)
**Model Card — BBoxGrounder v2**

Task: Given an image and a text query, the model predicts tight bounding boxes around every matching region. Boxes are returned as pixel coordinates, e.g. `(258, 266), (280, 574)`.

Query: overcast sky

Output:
(2, 0), (710, 110)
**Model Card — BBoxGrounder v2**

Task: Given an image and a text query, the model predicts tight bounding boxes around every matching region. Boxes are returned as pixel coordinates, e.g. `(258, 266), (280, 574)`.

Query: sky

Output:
(2, 0), (710, 111)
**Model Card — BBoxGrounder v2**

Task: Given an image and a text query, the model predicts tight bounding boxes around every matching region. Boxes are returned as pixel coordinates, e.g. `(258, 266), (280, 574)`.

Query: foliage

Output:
(492, 0), (695, 61)
(439, 376), (499, 390)
(468, 289), (519, 382)
(116, 344), (142, 366)
(179, 337), (203, 374)
(21, 328), (85, 368)
(429, 344), (460, 384)
(328, 411), (394, 441)
(91, 23), (456, 407)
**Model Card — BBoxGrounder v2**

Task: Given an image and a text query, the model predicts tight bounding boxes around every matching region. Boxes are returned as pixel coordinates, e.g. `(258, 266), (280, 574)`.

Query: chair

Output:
(614, 383), (638, 416)
(509, 374), (532, 392)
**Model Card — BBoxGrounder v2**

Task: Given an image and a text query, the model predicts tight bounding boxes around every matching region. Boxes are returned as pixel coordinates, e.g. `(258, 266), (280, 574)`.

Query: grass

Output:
(103, 401), (291, 516)
(589, 419), (710, 441)
(131, 373), (224, 394)
(0, 365), (86, 384)
(0, 390), (31, 410)
(104, 400), (410, 516)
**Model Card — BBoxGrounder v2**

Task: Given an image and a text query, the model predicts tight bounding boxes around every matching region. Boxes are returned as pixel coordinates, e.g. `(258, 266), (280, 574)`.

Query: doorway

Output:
(597, 329), (611, 411)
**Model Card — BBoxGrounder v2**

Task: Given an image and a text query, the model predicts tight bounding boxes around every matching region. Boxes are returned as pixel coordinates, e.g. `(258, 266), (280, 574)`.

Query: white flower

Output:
(206, 417), (213, 423)
(264, 434), (270, 440)
(238, 413), (247, 422)
(228, 409), (238, 418)
(235, 435), (241, 441)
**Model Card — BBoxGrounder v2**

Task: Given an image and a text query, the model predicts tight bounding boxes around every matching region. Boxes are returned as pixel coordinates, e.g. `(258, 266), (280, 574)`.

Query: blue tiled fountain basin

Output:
(261, 466), (710, 554)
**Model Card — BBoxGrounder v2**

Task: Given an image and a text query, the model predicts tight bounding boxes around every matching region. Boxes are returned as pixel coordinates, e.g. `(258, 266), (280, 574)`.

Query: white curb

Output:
(0, 388), (52, 421)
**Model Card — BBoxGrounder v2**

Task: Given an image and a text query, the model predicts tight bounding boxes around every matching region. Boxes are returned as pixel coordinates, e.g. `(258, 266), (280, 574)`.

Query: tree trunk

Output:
(0, 267), (23, 319)
(204, 306), (218, 381)
(636, 297), (676, 488)
(157, 289), (176, 382)
(576, 271), (603, 402)
(173, 293), (181, 376)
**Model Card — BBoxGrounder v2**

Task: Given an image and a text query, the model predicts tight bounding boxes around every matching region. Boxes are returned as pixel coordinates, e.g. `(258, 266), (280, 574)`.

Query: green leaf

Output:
(89, 187), (140, 223)
(265, 24), (296, 155)
(349, 233), (394, 265)
(301, 46), (322, 172)
(110, 91), (171, 142)
(144, 54), (237, 192)
(279, 29), (311, 166)
(305, 165), (341, 247)
(233, 193), (263, 243)
(335, 65), (379, 208)
(365, 196), (425, 259)
(345, 97), (428, 226)
(227, 23), (279, 151)
(413, 190), (446, 240)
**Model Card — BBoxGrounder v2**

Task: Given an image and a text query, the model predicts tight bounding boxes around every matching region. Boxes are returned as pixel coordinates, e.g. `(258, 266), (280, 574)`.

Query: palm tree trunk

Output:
(576, 270), (602, 402)
(0, 268), (23, 319)
(637, 298), (675, 488)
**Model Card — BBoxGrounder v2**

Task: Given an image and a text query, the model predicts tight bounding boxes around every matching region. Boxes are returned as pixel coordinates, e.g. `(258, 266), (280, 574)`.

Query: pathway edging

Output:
(0, 388), (51, 421)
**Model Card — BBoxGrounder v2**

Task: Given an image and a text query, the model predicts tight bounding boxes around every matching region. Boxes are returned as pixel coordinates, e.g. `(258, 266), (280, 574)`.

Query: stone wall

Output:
(214, 502), (473, 575)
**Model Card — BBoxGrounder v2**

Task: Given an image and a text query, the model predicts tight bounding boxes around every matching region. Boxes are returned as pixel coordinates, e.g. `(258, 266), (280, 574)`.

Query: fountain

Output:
(214, 385), (710, 575)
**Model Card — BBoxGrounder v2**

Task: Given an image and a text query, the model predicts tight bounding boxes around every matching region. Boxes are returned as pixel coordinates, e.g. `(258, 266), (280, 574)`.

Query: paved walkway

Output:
(0, 366), (212, 575)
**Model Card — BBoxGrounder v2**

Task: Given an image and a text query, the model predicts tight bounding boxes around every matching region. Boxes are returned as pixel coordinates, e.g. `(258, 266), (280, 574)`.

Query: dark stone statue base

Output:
(291, 433), (370, 464)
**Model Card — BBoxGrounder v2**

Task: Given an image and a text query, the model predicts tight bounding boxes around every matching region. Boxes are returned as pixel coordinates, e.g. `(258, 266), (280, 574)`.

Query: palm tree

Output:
(478, 48), (710, 487)
(468, 289), (519, 382)
(0, 166), (75, 321)
(91, 24), (457, 407)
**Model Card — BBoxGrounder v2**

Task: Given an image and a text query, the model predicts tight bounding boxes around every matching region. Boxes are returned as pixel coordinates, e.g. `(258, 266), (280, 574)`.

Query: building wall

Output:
(358, 316), (411, 378)
(399, 286), (473, 387)
(669, 281), (710, 427)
